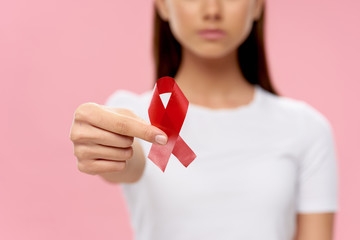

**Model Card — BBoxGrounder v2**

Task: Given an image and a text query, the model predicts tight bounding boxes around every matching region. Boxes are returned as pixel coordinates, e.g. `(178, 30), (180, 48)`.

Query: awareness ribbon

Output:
(147, 76), (197, 172)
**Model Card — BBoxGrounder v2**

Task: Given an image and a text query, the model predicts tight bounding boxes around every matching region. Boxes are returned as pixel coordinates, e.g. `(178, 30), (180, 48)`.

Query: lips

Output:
(198, 29), (226, 40)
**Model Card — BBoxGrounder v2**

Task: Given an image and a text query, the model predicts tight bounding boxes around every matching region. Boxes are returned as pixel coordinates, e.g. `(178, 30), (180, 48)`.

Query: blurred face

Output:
(156, 0), (263, 59)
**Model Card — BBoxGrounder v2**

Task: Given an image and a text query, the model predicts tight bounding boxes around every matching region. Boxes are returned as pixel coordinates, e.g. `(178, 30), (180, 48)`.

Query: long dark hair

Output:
(152, 2), (279, 95)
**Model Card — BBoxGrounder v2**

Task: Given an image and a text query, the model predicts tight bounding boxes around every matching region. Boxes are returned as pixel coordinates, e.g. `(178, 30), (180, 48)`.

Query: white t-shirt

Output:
(104, 84), (338, 240)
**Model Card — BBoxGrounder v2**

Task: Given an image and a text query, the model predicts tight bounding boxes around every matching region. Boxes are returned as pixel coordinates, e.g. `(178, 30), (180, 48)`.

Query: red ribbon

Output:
(147, 76), (197, 172)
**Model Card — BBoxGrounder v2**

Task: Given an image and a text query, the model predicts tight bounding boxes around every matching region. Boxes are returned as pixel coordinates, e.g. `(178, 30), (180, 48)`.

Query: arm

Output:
(70, 103), (167, 184)
(294, 212), (335, 240)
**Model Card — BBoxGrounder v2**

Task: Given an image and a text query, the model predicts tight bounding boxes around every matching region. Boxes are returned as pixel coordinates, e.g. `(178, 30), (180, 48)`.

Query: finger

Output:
(74, 143), (133, 161)
(105, 107), (150, 128)
(77, 158), (126, 175)
(71, 121), (134, 148)
(106, 107), (146, 123)
(77, 104), (168, 145)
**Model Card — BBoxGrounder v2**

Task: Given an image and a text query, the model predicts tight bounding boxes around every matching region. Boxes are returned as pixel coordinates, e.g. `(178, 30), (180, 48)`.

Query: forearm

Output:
(98, 139), (146, 184)
(294, 213), (335, 240)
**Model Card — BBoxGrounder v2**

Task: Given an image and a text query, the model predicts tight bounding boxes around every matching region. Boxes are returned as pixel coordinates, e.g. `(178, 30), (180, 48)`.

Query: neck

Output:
(174, 48), (254, 108)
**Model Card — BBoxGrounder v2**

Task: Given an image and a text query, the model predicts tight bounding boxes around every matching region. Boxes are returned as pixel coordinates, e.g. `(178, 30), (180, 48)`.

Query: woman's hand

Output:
(69, 102), (167, 180)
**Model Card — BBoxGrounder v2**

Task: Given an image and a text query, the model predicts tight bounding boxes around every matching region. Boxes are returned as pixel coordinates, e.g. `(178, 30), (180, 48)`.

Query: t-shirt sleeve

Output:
(296, 102), (339, 213)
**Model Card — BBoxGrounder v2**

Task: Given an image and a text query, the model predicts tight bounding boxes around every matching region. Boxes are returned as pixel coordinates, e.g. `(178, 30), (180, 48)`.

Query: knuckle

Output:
(74, 145), (90, 160)
(70, 130), (84, 142)
(124, 147), (133, 159)
(69, 131), (74, 141)
(74, 103), (97, 122)
(69, 130), (75, 141)
(114, 161), (127, 172)
(115, 120), (128, 134)
(74, 106), (87, 122)
(77, 160), (91, 174)
(69, 126), (75, 141)
(128, 137), (134, 146)
(73, 145), (80, 157)
(78, 151), (89, 160)
(77, 161), (84, 172)
(84, 161), (98, 175)
(118, 162), (127, 171)
(96, 161), (125, 174)
(122, 136), (134, 147)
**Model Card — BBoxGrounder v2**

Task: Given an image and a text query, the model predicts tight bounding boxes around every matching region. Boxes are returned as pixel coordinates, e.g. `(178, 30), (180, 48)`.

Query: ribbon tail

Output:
(148, 134), (177, 172)
(172, 136), (197, 167)
(148, 144), (171, 172)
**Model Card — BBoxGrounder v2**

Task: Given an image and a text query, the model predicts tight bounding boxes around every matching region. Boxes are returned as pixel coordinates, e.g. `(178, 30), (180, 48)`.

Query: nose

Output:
(203, 0), (222, 21)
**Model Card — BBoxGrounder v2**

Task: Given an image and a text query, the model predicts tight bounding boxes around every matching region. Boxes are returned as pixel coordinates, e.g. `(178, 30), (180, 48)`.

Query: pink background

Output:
(1, 0), (359, 239)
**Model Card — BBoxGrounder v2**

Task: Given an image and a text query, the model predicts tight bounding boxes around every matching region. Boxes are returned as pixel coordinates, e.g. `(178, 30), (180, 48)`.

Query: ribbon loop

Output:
(147, 76), (197, 172)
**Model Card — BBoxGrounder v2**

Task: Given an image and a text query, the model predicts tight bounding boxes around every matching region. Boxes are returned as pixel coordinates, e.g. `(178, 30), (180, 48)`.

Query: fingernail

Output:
(155, 135), (167, 145)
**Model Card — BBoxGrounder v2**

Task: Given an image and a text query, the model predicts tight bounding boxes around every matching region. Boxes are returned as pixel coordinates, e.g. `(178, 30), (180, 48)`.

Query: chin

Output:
(191, 46), (235, 60)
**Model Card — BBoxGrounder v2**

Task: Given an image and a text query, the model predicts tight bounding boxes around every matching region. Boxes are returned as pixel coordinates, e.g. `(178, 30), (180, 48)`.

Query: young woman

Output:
(70, 0), (338, 239)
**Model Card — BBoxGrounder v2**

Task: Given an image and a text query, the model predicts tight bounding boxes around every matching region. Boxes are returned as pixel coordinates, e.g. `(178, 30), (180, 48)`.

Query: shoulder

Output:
(256, 87), (335, 151)
(259, 87), (332, 131)
(260, 88), (335, 159)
